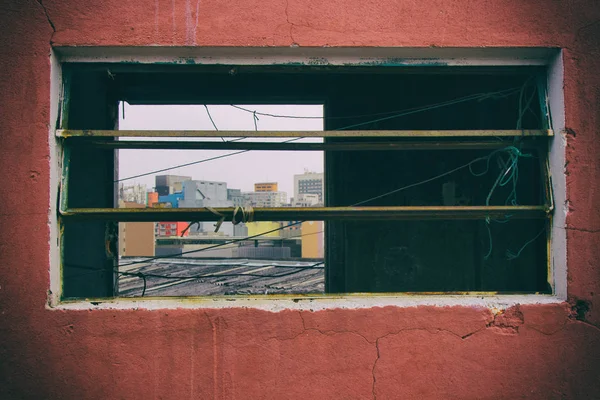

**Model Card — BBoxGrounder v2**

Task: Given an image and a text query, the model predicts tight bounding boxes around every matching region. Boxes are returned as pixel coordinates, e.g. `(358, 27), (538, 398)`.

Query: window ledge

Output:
(51, 293), (564, 312)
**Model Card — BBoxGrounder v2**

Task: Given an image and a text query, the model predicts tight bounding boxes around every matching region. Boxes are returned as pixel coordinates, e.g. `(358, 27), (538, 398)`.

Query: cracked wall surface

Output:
(1, 0), (600, 398)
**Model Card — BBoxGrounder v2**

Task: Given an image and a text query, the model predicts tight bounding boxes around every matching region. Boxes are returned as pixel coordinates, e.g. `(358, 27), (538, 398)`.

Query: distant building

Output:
(179, 180), (236, 236)
(155, 175), (191, 196)
(179, 180), (232, 208)
(243, 191), (287, 207)
(158, 192), (184, 208)
(118, 200), (155, 257)
(156, 221), (189, 237)
(292, 193), (320, 207)
(119, 183), (148, 205)
(254, 182), (278, 192)
(246, 221), (282, 238)
(301, 221), (324, 258)
(227, 188), (245, 207)
(147, 191), (159, 207)
(280, 222), (302, 238)
(294, 171), (324, 202)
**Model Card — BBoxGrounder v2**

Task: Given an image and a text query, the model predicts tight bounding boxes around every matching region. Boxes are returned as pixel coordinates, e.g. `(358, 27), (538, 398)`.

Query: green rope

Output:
(470, 146), (533, 259)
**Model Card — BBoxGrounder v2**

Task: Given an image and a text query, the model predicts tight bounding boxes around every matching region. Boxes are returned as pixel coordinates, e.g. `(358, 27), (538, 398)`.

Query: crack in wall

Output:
(205, 307), (596, 398)
(372, 339), (380, 400)
(284, 0), (298, 45)
(296, 312), (496, 399)
(34, 0), (56, 38)
(565, 226), (600, 234)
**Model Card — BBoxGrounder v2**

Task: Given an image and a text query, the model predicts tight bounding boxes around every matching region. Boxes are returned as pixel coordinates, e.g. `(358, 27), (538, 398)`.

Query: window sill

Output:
(51, 293), (563, 312)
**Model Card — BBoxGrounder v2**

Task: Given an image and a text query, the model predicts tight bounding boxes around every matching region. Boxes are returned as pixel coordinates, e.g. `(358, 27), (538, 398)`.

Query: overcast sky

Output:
(118, 104), (323, 196)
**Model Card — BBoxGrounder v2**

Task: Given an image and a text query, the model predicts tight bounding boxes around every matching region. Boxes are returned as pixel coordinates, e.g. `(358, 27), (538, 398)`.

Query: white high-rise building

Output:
(294, 171), (324, 203)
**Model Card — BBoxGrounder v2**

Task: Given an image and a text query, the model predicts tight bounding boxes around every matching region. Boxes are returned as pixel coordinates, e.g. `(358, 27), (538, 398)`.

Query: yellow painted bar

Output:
(57, 129), (553, 138)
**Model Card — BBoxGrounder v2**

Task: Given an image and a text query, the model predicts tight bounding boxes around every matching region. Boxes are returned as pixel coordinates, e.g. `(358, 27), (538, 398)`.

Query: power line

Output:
(230, 104), (323, 119)
(120, 262), (323, 280)
(117, 146), (518, 266)
(118, 220), (305, 267)
(74, 149), (534, 289)
(335, 87), (519, 131)
(229, 87), (519, 120)
(64, 260), (324, 280)
(64, 228), (327, 280)
(120, 261), (324, 297)
(119, 263), (325, 297)
(115, 137), (303, 182)
(115, 150), (249, 182)
(204, 104), (226, 142)
(136, 258), (325, 269)
(95, 85), (538, 291)
(116, 87), (521, 182)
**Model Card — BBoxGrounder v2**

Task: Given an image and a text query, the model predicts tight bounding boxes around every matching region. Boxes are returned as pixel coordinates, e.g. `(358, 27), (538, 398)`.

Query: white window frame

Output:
(48, 47), (566, 311)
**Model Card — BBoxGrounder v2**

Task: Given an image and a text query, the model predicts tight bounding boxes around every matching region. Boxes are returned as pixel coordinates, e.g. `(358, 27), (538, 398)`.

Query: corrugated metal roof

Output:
(118, 258), (324, 296)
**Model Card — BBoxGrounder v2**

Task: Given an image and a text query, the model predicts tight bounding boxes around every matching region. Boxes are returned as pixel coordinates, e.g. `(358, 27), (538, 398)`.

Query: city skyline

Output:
(120, 171), (325, 208)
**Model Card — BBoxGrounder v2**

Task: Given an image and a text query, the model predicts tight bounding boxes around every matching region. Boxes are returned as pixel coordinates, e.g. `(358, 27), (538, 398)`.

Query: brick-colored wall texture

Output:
(0, 1), (599, 398)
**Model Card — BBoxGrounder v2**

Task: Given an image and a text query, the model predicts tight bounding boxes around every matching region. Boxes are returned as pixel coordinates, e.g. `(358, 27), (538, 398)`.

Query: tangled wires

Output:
(469, 146), (534, 259)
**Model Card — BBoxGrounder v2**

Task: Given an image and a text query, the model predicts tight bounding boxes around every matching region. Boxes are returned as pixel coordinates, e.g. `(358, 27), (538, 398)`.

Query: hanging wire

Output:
(506, 226), (546, 261)
(70, 143), (544, 289)
(104, 82), (543, 277)
(516, 78), (537, 130)
(120, 264), (324, 295)
(117, 220), (305, 267)
(64, 228), (327, 281)
(253, 111), (259, 131)
(468, 74), (536, 259)
(230, 104), (323, 119)
(115, 151), (249, 182)
(115, 146), (524, 268)
(66, 260), (323, 281)
(204, 105), (225, 142)
(229, 86), (519, 121)
(116, 87), (521, 183)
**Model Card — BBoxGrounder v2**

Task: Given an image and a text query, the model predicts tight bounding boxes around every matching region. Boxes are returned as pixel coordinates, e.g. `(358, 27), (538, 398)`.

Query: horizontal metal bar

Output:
(60, 206), (549, 222)
(156, 237), (304, 245)
(69, 140), (540, 151)
(57, 129), (553, 138)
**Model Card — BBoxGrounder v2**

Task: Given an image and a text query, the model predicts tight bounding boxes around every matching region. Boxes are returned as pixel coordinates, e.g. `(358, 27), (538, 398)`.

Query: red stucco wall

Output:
(1, 1), (599, 398)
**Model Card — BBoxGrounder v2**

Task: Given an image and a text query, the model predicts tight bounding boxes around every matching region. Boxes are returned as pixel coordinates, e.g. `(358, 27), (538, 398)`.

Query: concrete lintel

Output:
(54, 46), (559, 67)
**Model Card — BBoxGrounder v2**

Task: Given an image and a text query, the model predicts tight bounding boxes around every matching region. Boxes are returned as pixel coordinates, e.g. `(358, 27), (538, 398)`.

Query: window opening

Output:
(57, 64), (552, 299)
(117, 104), (325, 296)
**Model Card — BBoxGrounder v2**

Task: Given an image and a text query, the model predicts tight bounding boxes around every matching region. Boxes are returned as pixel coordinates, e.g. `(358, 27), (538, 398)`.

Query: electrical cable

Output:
(121, 267), (323, 294)
(506, 226), (546, 260)
(117, 146), (522, 267)
(229, 86), (519, 120)
(120, 261), (324, 296)
(204, 104), (225, 142)
(118, 220), (305, 267)
(120, 262), (323, 280)
(116, 87), (521, 182)
(70, 146), (543, 290)
(102, 83), (544, 282)
(473, 77), (539, 260)
(65, 260), (323, 281)
(64, 229), (327, 280)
